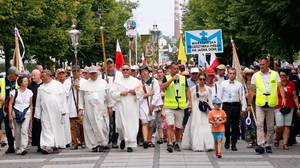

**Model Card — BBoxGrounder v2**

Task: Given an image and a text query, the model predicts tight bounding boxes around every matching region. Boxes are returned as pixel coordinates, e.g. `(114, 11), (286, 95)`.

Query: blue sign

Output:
(185, 29), (223, 54)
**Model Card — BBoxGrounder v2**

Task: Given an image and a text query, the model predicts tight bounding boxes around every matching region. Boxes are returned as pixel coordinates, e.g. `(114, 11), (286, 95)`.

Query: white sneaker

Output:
(16, 150), (22, 155)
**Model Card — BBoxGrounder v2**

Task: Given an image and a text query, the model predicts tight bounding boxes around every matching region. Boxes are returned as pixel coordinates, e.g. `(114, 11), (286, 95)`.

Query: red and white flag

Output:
(209, 53), (220, 69)
(141, 53), (146, 64)
(115, 40), (124, 70)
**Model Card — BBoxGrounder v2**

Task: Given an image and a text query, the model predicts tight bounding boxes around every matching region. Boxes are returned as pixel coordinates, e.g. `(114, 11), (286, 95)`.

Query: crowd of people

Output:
(0, 56), (300, 159)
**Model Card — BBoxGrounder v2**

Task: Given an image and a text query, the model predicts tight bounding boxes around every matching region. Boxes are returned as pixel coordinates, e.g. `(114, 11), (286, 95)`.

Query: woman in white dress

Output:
(182, 72), (214, 151)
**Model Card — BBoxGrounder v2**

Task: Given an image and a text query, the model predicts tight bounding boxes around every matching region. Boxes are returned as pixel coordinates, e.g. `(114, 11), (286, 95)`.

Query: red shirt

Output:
(275, 81), (296, 109)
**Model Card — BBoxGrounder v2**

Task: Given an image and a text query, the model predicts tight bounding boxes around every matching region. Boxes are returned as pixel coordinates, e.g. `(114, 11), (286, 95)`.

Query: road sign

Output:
(185, 29), (223, 54)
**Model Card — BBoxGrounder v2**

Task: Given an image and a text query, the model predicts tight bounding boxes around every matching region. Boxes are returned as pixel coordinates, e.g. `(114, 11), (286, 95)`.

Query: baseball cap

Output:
(212, 97), (222, 104)
(89, 65), (98, 73)
(8, 66), (20, 76)
(106, 58), (114, 63)
(56, 68), (66, 74)
(190, 67), (199, 73)
(72, 65), (81, 71)
(206, 68), (215, 75)
(217, 64), (226, 70)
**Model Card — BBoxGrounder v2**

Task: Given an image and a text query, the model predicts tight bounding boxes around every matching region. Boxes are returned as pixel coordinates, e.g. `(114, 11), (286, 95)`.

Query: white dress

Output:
(182, 85), (214, 151)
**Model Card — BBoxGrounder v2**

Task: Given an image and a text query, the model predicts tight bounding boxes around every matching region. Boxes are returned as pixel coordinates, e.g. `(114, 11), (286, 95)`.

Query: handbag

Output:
(196, 85), (212, 112)
(280, 107), (292, 114)
(14, 106), (30, 123)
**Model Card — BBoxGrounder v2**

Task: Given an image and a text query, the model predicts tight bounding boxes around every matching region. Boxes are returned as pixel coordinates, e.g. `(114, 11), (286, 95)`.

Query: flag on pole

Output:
(231, 39), (243, 83)
(168, 44), (172, 52)
(141, 53), (146, 64)
(178, 36), (187, 64)
(209, 53), (220, 69)
(198, 54), (208, 67)
(115, 40), (125, 70)
(12, 27), (25, 72)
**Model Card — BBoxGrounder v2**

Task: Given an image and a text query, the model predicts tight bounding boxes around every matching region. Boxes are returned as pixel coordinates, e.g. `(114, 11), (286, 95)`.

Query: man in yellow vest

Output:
(161, 62), (191, 153)
(247, 57), (286, 154)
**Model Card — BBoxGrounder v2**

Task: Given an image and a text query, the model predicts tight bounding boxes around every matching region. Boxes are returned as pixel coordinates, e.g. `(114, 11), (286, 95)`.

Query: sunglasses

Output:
(122, 69), (130, 71)
(82, 72), (88, 74)
(199, 78), (206, 81)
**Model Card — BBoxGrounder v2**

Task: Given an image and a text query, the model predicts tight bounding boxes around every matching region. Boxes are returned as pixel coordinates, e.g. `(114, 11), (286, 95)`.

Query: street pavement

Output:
(0, 136), (300, 168)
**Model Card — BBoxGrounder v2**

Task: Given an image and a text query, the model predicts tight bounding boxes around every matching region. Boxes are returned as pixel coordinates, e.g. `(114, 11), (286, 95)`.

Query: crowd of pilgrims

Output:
(0, 57), (300, 159)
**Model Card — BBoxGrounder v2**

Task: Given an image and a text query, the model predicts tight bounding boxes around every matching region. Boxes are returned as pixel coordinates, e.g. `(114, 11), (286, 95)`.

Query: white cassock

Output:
(111, 76), (144, 148)
(34, 80), (68, 149)
(79, 78), (113, 148)
(139, 78), (163, 121)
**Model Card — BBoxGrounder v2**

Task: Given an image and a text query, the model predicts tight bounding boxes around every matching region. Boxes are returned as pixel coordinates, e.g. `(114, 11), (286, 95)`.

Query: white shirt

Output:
(207, 82), (219, 98)
(217, 79), (247, 111)
(11, 88), (33, 111)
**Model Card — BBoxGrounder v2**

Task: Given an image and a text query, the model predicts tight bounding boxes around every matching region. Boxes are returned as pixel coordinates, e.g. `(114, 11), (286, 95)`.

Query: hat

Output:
(206, 68), (215, 75)
(56, 68), (66, 74)
(139, 64), (150, 71)
(8, 66), (20, 76)
(89, 65), (98, 73)
(72, 65), (81, 71)
(190, 67), (199, 73)
(212, 97), (222, 104)
(131, 65), (137, 70)
(250, 65), (259, 69)
(19, 73), (28, 77)
(181, 71), (189, 76)
(217, 64), (226, 70)
(106, 58), (114, 63)
(244, 69), (254, 74)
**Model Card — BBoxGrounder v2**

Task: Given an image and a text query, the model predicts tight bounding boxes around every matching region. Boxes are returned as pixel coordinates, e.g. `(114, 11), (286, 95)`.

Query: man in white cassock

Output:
(78, 65), (114, 152)
(34, 70), (68, 154)
(111, 63), (144, 152)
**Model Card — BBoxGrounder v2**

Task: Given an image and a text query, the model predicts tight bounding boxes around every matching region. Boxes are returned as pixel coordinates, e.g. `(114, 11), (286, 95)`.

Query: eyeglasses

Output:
(199, 78), (206, 81)
(122, 69), (130, 71)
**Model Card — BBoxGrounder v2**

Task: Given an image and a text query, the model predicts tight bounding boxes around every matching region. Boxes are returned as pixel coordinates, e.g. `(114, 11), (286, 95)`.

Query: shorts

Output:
(141, 119), (155, 127)
(165, 108), (184, 128)
(275, 108), (294, 126)
(212, 132), (224, 141)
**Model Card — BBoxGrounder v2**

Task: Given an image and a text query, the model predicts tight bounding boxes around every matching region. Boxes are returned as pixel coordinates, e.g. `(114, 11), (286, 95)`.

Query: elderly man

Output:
(206, 68), (219, 98)
(187, 67), (199, 89)
(111, 63), (144, 152)
(0, 67), (20, 154)
(64, 65), (87, 150)
(34, 70), (68, 154)
(28, 69), (43, 152)
(216, 64), (228, 84)
(78, 65), (113, 152)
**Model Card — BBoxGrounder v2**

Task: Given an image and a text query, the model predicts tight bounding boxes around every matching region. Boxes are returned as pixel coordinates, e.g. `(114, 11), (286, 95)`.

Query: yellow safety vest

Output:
(255, 70), (278, 107)
(164, 75), (187, 109)
(0, 77), (19, 108)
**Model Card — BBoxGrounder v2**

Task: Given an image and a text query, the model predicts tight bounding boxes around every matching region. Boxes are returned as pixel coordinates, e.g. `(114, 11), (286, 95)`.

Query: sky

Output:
(131, 0), (187, 37)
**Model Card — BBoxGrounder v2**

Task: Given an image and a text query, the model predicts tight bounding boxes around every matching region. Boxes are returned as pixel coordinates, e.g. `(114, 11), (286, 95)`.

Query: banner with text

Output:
(185, 29), (223, 54)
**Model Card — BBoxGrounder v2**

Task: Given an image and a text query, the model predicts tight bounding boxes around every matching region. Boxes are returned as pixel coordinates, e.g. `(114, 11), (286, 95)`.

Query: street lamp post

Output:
(68, 21), (81, 112)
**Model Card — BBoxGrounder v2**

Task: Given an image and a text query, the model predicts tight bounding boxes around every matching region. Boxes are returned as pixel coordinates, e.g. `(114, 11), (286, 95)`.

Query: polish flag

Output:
(141, 53), (146, 64)
(115, 40), (124, 70)
(209, 53), (220, 68)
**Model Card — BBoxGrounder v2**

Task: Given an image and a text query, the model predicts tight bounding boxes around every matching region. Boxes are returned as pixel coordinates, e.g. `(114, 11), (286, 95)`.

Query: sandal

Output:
(42, 149), (51, 154)
(157, 138), (163, 144)
(283, 144), (290, 150)
(247, 143), (253, 148)
(143, 141), (149, 149)
(53, 148), (59, 153)
(148, 141), (155, 147)
(1, 141), (7, 147)
(274, 139), (279, 147)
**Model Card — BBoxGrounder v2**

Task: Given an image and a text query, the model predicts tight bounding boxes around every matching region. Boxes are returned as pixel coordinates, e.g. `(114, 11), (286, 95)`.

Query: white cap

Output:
(131, 65), (137, 70)
(190, 67), (199, 73)
(217, 64), (226, 70)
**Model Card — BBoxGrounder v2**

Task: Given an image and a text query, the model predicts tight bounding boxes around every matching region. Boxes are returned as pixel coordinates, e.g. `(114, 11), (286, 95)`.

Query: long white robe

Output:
(79, 78), (113, 148)
(182, 85), (214, 151)
(111, 76), (144, 148)
(34, 80), (68, 149)
(139, 78), (163, 121)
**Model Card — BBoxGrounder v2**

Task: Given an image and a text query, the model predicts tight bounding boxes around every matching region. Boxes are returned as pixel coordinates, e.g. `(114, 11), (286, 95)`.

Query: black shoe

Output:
(255, 146), (265, 154)
(5, 148), (15, 154)
(81, 142), (86, 148)
(167, 144), (173, 153)
(265, 146), (272, 153)
(112, 142), (119, 148)
(21, 150), (27, 155)
(231, 145), (237, 151)
(127, 147), (133, 152)
(1, 141), (7, 147)
(92, 147), (98, 152)
(143, 142), (149, 149)
(66, 144), (70, 148)
(99, 146), (104, 152)
(120, 140), (125, 150)
(37, 148), (43, 153)
(174, 143), (181, 152)
(70, 145), (78, 150)
(224, 143), (229, 149)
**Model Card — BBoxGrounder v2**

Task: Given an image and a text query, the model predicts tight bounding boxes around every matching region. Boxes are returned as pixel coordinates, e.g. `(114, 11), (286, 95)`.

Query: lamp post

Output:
(68, 21), (81, 113)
